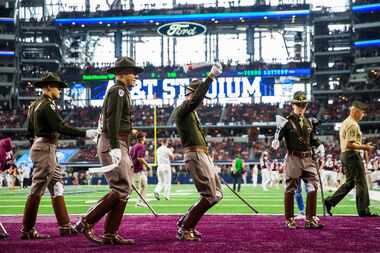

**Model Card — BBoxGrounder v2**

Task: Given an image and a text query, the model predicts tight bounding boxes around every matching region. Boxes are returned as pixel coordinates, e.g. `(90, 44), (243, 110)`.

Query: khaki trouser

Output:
(98, 133), (133, 199)
(30, 141), (60, 197)
(184, 151), (223, 202)
(133, 171), (148, 204)
(285, 154), (319, 193)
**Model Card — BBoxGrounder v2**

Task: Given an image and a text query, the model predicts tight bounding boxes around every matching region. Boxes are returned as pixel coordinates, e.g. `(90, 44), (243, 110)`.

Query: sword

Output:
(219, 177), (259, 214)
(132, 184), (159, 217)
(88, 163), (117, 174)
(0, 222), (8, 237)
(313, 151), (326, 216)
(275, 115), (288, 141)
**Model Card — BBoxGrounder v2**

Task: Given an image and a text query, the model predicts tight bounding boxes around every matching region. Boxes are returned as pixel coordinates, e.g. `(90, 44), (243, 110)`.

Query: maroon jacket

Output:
(0, 138), (13, 171)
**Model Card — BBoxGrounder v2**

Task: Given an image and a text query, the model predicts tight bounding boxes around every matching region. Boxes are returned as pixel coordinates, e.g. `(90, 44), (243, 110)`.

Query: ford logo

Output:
(157, 22), (207, 37)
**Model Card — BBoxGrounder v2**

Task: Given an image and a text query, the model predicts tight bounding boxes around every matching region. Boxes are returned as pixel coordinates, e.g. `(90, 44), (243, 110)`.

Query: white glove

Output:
(109, 148), (122, 164)
(272, 140), (280, 150)
(85, 129), (98, 139)
(210, 63), (223, 77)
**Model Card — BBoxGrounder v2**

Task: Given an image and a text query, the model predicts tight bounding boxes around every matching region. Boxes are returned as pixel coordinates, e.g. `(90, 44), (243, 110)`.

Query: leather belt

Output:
(34, 137), (57, 145)
(184, 146), (208, 154)
(118, 134), (129, 142)
(289, 150), (312, 158)
(101, 132), (129, 142)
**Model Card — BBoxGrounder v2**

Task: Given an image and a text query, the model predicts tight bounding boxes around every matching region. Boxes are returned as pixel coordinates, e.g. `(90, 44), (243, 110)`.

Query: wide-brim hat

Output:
(185, 79), (211, 99)
(106, 56), (144, 75)
(291, 91), (310, 103)
(33, 72), (68, 89)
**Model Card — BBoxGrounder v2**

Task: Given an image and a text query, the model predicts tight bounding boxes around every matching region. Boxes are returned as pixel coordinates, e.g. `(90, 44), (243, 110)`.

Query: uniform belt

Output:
(289, 150), (312, 158)
(101, 132), (129, 142)
(184, 146), (208, 154)
(34, 137), (57, 145)
(118, 134), (129, 142)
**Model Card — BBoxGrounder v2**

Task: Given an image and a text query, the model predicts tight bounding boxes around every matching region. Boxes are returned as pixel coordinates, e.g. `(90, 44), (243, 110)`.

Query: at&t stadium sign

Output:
(157, 22), (207, 37)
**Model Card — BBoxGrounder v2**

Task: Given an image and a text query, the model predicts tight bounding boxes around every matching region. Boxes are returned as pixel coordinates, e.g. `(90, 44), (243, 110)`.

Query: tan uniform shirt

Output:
(339, 116), (362, 152)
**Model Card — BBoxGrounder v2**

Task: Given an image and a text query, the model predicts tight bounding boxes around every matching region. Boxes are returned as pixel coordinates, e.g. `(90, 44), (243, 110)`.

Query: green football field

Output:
(0, 184), (379, 215)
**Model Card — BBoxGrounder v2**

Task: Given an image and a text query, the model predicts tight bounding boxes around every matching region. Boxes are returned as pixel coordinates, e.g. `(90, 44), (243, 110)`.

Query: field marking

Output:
(0, 204), (367, 208)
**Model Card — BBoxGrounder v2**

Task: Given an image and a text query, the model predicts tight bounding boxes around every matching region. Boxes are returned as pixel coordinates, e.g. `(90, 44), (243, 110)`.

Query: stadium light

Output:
(54, 10), (310, 26)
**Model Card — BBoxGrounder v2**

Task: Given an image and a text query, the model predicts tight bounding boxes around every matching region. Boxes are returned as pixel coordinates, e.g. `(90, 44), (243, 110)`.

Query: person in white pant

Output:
(154, 139), (174, 200)
(321, 155), (338, 191)
(260, 151), (271, 191)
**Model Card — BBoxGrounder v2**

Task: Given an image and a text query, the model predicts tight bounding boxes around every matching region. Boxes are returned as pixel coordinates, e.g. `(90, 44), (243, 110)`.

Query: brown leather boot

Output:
(0, 223), (8, 240)
(177, 197), (214, 241)
(51, 196), (77, 236)
(177, 215), (202, 237)
(284, 192), (296, 229)
(176, 227), (201, 241)
(102, 199), (135, 245)
(21, 195), (50, 240)
(305, 191), (324, 229)
(74, 191), (120, 244)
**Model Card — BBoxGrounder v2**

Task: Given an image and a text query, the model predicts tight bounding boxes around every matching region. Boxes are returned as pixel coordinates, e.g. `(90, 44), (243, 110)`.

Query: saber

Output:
(0, 223), (8, 238)
(275, 115), (288, 141)
(88, 163), (117, 174)
(132, 184), (159, 217)
(219, 177), (259, 214)
(313, 151), (326, 216)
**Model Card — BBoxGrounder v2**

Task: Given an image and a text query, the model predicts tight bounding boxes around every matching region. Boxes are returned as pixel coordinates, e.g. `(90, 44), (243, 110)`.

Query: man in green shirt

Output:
(175, 63), (223, 241)
(325, 101), (377, 217)
(232, 155), (244, 192)
(22, 73), (98, 240)
(75, 57), (143, 245)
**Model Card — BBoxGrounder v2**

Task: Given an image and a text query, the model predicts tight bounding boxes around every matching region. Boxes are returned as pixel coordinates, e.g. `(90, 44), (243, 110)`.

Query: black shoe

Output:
(154, 192), (160, 201)
(359, 212), (378, 217)
(324, 200), (333, 216)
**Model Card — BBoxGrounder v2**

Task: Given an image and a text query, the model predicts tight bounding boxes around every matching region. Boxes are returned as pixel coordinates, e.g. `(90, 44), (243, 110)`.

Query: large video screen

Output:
(88, 76), (309, 105)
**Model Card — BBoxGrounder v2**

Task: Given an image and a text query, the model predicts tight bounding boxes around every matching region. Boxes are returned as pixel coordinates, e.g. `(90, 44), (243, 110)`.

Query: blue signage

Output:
(158, 22), (206, 37)
(354, 39), (380, 48)
(0, 51), (15, 57)
(16, 149), (79, 168)
(352, 3), (380, 13)
(54, 10), (310, 26)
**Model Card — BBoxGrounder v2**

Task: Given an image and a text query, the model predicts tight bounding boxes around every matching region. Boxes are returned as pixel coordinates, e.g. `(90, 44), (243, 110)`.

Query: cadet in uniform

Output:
(22, 73), (98, 240)
(175, 63), (222, 241)
(75, 57), (143, 245)
(0, 137), (12, 240)
(325, 101), (377, 217)
(272, 91), (324, 229)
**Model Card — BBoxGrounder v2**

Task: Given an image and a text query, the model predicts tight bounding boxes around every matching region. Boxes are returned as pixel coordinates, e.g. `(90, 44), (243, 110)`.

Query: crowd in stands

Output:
(1, 96), (380, 129)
